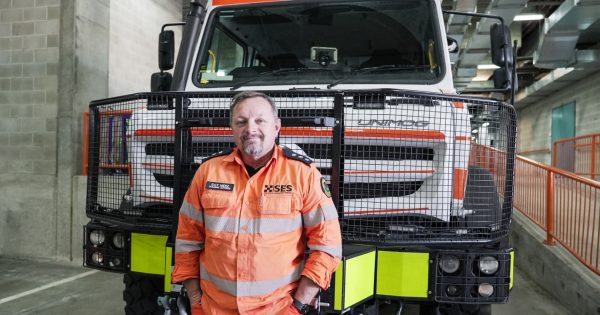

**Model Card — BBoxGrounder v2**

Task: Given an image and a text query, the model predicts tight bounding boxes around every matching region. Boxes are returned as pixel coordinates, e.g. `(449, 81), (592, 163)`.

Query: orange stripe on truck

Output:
(135, 127), (445, 140)
(346, 208), (430, 215)
(452, 101), (464, 108)
(453, 168), (468, 200)
(213, 0), (281, 5)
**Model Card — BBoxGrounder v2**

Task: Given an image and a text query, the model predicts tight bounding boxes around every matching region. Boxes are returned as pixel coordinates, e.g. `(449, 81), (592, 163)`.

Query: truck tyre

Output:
(463, 166), (501, 229)
(420, 303), (491, 315)
(123, 272), (164, 315)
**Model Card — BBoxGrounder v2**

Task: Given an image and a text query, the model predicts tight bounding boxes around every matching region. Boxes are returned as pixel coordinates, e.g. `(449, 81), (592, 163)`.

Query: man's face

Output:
(231, 97), (281, 161)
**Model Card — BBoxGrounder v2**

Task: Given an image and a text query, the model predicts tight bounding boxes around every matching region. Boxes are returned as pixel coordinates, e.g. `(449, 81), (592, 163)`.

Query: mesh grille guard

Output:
(86, 90), (516, 243)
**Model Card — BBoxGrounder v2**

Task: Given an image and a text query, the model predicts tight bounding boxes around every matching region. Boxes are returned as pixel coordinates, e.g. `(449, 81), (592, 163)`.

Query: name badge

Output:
(206, 181), (234, 191)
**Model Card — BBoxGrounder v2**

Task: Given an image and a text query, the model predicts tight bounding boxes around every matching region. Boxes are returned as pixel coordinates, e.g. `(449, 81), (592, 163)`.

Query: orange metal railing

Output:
(473, 142), (600, 276)
(514, 155), (600, 276)
(553, 133), (600, 179)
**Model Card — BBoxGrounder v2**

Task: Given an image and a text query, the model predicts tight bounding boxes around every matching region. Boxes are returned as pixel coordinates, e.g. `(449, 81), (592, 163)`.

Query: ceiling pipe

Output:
(516, 49), (600, 107)
(533, 0), (600, 68)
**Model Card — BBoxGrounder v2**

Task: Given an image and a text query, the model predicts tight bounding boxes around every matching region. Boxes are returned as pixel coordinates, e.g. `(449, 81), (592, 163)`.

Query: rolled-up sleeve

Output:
(300, 165), (342, 289)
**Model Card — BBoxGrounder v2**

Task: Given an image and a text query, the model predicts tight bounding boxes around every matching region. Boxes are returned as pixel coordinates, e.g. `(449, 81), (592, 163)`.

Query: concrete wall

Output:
(517, 70), (600, 165)
(0, 0), (181, 262)
(0, 0), (61, 259)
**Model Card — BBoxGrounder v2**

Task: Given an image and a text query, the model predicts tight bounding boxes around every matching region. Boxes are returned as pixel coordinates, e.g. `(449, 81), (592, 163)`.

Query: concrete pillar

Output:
(55, 0), (109, 262)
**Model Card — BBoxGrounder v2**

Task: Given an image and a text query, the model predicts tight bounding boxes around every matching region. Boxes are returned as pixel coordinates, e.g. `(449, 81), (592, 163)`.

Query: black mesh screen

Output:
(87, 91), (516, 241)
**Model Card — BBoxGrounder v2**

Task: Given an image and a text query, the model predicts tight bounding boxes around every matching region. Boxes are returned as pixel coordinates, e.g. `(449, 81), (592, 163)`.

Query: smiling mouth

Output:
(243, 135), (262, 142)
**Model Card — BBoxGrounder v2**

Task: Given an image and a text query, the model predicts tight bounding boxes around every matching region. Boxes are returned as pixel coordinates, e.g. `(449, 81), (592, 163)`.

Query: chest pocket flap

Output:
(261, 194), (297, 215)
(201, 193), (233, 213)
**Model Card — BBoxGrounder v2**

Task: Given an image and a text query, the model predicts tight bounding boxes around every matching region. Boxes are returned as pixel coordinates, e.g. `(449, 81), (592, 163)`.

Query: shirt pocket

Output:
(260, 194), (295, 216)
(200, 192), (235, 242)
(200, 192), (233, 214)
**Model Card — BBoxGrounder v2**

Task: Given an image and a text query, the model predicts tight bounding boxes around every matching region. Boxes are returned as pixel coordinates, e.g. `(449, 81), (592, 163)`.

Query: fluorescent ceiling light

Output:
(472, 77), (489, 82)
(514, 14), (544, 21)
(477, 64), (499, 70)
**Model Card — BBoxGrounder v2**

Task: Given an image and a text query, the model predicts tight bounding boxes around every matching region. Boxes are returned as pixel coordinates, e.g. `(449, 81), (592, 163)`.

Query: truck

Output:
(83, 0), (517, 314)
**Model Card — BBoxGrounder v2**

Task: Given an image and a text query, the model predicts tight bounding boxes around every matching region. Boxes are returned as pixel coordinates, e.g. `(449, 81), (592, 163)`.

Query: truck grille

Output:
(87, 90), (516, 242)
(297, 144), (434, 160)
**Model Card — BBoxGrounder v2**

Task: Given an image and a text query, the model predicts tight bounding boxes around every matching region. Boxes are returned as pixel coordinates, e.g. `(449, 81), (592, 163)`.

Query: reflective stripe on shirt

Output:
(204, 214), (302, 234)
(200, 263), (303, 296)
(308, 244), (343, 258)
(302, 203), (338, 227)
(175, 239), (205, 253)
(180, 201), (204, 223)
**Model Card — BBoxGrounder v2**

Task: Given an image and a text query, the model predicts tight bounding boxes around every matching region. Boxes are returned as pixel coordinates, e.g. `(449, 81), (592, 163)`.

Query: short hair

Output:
(230, 91), (278, 122)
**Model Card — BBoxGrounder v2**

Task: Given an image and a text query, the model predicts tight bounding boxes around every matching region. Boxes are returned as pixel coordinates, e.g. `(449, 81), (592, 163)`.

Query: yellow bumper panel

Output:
(164, 246), (173, 292)
(376, 251), (430, 298)
(510, 250), (515, 289)
(334, 249), (376, 310)
(130, 233), (168, 275)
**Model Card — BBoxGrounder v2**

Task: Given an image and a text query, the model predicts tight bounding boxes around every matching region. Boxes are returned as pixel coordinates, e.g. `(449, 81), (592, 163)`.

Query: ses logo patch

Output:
(263, 184), (293, 193)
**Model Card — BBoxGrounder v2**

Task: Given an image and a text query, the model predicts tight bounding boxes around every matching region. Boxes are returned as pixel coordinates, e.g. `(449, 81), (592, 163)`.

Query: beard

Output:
(241, 135), (264, 156)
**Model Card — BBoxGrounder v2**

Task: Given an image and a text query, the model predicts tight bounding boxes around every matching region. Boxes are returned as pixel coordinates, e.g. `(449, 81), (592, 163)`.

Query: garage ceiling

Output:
(442, 0), (600, 107)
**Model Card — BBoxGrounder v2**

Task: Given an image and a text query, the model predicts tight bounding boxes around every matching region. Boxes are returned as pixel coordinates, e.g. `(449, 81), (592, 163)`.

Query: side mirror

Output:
(493, 67), (513, 90)
(447, 37), (459, 54)
(158, 30), (175, 71)
(490, 23), (513, 67)
(151, 72), (173, 92)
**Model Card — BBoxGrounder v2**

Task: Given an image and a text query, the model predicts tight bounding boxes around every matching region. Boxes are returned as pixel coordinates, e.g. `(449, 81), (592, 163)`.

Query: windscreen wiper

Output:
(230, 68), (326, 91)
(326, 64), (432, 89)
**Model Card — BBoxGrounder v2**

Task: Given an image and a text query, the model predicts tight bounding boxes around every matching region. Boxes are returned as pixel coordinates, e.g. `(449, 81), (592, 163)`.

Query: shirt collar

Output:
(224, 145), (282, 167)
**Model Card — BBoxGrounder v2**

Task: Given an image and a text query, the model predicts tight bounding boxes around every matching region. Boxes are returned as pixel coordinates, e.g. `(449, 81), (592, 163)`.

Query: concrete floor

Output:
(0, 257), (572, 315)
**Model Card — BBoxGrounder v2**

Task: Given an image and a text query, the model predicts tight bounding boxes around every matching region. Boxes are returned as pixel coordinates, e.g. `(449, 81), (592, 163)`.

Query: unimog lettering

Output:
(357, 119), (430, 127)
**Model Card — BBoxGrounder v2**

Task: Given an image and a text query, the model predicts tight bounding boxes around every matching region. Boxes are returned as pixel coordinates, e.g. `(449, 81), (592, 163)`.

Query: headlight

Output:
(478, 256), (499, 275)
(91, 252), (104, 264)
(439, 255), (460, 274)
(478, 283), (494, 297)
(109, 257), (121, 267)
(446, 285), (460, 297)
(89, 230), (105, 246)
(112, 233), (125, 249)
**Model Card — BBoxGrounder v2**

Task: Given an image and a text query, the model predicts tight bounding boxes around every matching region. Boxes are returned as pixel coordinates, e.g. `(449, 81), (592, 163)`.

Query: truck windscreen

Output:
(194, 0), (443, 89)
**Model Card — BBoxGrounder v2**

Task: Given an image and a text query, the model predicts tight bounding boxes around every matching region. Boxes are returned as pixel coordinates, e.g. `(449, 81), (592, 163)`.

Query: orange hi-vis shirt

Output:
(173, 146), (342, 314)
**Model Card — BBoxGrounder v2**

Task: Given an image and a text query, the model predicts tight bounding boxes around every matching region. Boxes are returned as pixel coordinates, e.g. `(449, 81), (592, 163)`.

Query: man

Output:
(172, 91), (342, 314)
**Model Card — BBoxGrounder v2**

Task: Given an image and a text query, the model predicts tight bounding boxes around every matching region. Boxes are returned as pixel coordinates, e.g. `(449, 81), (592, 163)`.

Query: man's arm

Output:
(183, 278), (202, 304)
(297, 166), (343, 302)
(172, 169), (206, 303)
(293, 276), (321, 305)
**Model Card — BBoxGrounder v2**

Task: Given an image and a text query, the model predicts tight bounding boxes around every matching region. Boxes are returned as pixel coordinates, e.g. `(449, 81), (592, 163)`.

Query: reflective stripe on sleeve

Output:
(204, 215), (302, 234)
(180, 201), (203, 223)
(308, 244), (343, 258)
(200, 264), (303, 296)
(175, 239), (205, 253)
(302, 204), (338, 227)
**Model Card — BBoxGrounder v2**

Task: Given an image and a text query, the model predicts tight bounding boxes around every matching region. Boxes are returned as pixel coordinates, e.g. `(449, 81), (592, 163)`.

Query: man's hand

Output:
(183, 278), (202, 305)
(293, 276), (320, 306)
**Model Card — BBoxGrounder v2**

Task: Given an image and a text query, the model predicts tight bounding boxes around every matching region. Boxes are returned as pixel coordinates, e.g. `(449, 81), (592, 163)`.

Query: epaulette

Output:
(282, 146), (313, 165)
(202, 147), (233, 163)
